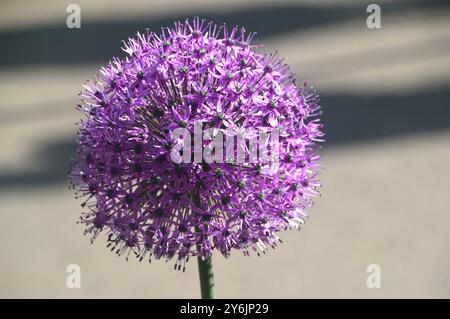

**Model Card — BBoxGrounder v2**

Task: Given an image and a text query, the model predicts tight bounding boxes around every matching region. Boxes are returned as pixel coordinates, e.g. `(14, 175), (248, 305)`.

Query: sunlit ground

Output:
(0, 0), (449, 298)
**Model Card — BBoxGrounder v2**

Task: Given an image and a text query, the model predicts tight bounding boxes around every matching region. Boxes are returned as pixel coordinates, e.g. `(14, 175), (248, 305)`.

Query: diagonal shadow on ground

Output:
(0, 86), (448, 189)
(0, 0), (447, 66)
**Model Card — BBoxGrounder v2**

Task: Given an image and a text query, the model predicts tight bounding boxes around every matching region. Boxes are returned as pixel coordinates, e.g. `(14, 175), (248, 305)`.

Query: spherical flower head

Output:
(70, 18), (324, 271)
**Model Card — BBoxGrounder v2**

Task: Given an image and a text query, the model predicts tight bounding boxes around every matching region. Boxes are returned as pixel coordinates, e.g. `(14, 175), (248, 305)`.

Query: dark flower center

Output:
(165, 141), (174, 150)
(94, 220), (104, 229)
(137, 71), (145, 80)
(126, 237), (137, 247)
(197, 179), (206, 189)
(180, 66), (189, 74)
(106, 189), (114, 198)
(151, 175), (162, 183)
(134, 163), (142, 173)
(270, 100), (278, 109)
(153, 208), (163, 217)
(88, 184), (96, 194)
(154, 108), (164, 117)
(125, 194), (133, 205)
(110, 166), (119, 176)
(178, 120), (188, 128)
(221, 196), (230, 205)
(134, 143), (143, 154)
(264, 63), (273, 73)
(156, 155), (165, 163)
(215, 168), (224, 177)
(96, 162), (106, 173)
(175, 164), (184, 175)
(202, 214), (212, 221)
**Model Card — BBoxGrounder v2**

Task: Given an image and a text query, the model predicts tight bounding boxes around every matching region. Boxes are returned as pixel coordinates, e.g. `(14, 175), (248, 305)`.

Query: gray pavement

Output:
(0, 0), (449, 298)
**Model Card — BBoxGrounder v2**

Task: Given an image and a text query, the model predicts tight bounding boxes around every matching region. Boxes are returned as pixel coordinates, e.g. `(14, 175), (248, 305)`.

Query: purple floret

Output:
(70, 18), (324, 271)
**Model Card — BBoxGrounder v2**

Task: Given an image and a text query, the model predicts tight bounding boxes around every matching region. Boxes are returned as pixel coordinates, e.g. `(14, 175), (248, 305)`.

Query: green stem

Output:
(193, 190), (216, 299)
(197, 255), (215, 299)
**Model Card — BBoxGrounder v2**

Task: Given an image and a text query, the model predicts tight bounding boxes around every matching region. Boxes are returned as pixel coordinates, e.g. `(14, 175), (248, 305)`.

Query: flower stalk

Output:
(197, 255), (215, 299)
(193, 191), (215, 299)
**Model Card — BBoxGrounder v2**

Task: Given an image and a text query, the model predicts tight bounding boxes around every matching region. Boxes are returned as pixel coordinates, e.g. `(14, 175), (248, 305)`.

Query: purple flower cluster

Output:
(70, 18), (324, 270)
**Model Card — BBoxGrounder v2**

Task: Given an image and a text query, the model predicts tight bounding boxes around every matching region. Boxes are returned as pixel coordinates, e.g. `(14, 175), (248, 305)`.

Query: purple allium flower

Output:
(70, 18), (324, 271)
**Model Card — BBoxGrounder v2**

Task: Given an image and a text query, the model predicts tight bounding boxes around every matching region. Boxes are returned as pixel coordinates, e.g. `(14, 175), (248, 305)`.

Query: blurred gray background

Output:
(0, 0), (449, 298)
